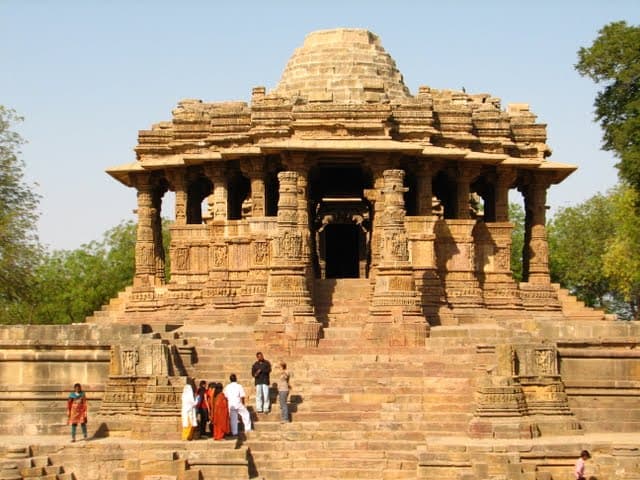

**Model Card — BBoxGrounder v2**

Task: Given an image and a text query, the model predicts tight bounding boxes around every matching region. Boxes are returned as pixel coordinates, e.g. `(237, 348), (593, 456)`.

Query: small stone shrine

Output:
(0, 29), (638, 480)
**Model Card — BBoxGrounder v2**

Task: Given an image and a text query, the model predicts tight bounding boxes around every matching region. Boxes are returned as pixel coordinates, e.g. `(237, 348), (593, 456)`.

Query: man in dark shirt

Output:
(251, 352), (272, 413)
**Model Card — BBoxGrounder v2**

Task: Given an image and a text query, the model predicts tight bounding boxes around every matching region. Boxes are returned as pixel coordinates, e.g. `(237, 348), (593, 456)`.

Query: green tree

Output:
(24, 220), (172, 324)
(509, 202), (525, 282)
(547, 193), (616, 309)
(0, 106), (41, 321)
(28, 221), (137, 324)
(576, 21), (640, 190)
(602, 186), (640, 319)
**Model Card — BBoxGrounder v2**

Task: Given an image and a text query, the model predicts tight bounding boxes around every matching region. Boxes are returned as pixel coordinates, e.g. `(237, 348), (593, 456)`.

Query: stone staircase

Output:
(552, 283), (612, 321)
(314, 279), (372, 327)
(85, 286), (132, 324)
(239, 338), (482, 480)
(155, 292), (488, 480)
(0, 446), (70, 480)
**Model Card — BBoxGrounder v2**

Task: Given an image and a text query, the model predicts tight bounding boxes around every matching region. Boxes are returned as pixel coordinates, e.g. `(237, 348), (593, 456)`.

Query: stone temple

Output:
(1, 28), (638, 480)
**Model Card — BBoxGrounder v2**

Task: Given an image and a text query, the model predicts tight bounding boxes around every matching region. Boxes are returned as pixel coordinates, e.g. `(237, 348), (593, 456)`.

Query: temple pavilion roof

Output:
(107, 28), (576, 186)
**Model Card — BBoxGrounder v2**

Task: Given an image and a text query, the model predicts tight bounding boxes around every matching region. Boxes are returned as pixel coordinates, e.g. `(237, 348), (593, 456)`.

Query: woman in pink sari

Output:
(67, 383), (88, 442)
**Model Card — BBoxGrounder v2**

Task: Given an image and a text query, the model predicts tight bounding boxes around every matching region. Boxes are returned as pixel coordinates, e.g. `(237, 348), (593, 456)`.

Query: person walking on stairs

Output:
(223, 374), (252, 436)
(277, 361), (291, 423)
(252, 351), (271, 413)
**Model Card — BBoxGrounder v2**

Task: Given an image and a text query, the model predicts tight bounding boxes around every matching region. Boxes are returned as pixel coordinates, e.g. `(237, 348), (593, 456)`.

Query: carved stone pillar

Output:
(257, 171), (320, 349)
(519, 175), (560, 310)
(289, 155), (312, 267)
(455, 168), (473, 219)
(165, 169), (187, 225)
(241, 158), (266, 217)
(367, 157), (388, 278)
(406, 215), (444, 318)
(367, 169), (427, 346)
(415, 162), (433, 216)
(474, 221), (522, 309)
(494, 169), (515, 222)
(205, 165), (228, 222)
(132, 175), (165, 293)
(435, 219), (484, 310)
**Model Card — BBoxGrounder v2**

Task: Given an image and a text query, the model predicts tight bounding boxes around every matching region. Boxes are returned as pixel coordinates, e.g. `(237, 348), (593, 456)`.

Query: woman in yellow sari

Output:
(181, 383), (198, 440)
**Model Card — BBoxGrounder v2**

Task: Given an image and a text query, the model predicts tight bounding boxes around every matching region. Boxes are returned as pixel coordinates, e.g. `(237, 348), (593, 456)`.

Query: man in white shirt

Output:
(223, 374), (252, 436)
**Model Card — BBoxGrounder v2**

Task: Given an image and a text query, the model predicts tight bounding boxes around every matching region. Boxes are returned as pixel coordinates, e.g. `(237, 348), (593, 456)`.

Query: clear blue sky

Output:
(2, 1), (638, 250)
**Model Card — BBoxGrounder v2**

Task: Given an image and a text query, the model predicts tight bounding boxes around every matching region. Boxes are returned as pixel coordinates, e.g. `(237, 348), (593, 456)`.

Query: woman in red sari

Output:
(212, 383), (230, 440)
(67, 383), (88, 442)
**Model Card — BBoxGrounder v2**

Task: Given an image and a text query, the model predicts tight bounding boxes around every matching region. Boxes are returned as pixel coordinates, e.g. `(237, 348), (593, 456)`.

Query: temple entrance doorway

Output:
(324, 224), (360, 278)
(309, 163), (372, 279)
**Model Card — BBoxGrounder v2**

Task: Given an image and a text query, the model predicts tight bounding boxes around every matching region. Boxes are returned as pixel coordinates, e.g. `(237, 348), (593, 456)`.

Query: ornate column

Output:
(257, 171), (320, 349)
(367, 169), (428, 346)
(406, 162), (444, 318)
(166, 169), (187, 225)
(131, 174), (165, 294)
(291, 155), (315, 289)
(238, 158), (270, 302)
(494, 169), (514, 222)
(475, 220), (522, 309)
(519, 174), (560, 310)
(455, 167), (473, 219)
(205, 164), (228, 223)
(415, 162), (433, 216)
(241, 158), (266, 217)
(366, 155), (389, 279)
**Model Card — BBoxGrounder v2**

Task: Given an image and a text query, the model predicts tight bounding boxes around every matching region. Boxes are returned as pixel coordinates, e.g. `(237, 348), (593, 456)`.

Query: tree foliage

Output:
(509, 202), (525, 282)
(0, 106), (41, 318)
(602, 186), (640, 319)
(547, 193), (615, 308)
(27, 221), (138, 324)
(576, 21), (640, 190)
(547, 187), (640, 320)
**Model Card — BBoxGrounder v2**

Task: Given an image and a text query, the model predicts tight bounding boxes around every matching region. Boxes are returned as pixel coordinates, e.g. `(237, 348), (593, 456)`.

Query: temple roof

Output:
(272, 28), (411, 104)
(107, 29), (578, 187)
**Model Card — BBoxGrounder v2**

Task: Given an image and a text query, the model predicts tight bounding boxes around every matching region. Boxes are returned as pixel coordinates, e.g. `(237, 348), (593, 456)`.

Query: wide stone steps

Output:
(0, 446), (69, 480)
(248, 436), (420, 480)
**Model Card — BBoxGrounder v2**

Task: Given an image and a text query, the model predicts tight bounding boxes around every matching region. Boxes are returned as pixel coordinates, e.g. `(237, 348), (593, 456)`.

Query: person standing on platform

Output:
(251, 352), (272, 413)
(180, 382), (198, 441)
(211, 383), (230, 440)
(67, 383), (88, 442)
(223, 374), (252, 437)
(195, 380), (209, 438)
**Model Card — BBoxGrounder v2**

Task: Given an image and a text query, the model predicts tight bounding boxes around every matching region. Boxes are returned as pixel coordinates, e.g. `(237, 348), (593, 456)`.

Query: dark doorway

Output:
(325, 224), (359, 278)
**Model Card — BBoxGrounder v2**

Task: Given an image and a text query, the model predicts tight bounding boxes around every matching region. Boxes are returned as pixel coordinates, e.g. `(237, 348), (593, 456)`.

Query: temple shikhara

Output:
(1, 29), (638, 480)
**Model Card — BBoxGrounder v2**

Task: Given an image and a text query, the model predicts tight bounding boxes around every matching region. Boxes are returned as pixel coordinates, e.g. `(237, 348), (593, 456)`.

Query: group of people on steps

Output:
(180, 352), (291, 440)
